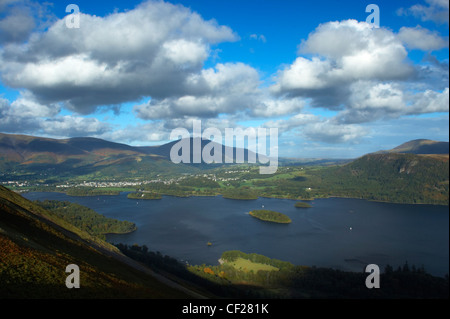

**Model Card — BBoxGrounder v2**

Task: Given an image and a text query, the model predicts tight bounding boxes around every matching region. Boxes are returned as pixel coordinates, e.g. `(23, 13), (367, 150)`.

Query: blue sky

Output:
(0, 0), (448, 158)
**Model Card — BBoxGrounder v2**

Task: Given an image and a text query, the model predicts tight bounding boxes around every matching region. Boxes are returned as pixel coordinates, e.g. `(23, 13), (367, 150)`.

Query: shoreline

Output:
(12, 187), (449, 206)
(18, 188), (450, 278)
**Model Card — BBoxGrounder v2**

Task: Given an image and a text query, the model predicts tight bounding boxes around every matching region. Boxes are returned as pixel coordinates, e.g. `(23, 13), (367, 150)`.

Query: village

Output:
(2, 170), (252, 190)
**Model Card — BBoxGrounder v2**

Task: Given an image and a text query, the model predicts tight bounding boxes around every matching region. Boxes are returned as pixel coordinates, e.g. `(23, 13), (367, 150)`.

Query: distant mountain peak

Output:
(378, 139), (449, 155)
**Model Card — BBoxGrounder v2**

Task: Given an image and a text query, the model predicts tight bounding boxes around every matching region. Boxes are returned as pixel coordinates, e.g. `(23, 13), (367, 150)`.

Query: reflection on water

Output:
(24, 192), (449, 277)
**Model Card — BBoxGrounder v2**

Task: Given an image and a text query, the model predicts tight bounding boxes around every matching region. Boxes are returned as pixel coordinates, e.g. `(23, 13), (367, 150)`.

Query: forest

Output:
(35, 200), (136, 239)
(140, 180), (219, 197)
(127, 192), (162, 200)
(249, 209), (292, 224)
(117, 245), (449, 299)
(294, 201), (312, 208)
(65, 187), (121, 196)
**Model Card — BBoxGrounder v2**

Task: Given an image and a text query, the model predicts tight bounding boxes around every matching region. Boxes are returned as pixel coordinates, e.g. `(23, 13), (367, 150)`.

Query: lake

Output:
(23, 192), (449, 277)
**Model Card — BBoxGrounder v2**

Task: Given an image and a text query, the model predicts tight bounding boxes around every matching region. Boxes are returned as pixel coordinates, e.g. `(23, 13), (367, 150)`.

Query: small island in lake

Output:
(127, 192), (162, 200)
(65, 187), (120, 196)
(249, 209), (291, 224)
(294, 201), (312, 208)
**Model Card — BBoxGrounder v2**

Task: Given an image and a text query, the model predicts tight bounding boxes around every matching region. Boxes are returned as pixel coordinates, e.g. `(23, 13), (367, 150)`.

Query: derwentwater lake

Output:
(24, 192), (449, 277)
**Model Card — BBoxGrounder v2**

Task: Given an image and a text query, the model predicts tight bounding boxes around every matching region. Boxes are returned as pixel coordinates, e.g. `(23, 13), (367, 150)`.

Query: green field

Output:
(226, 257), (279, 272)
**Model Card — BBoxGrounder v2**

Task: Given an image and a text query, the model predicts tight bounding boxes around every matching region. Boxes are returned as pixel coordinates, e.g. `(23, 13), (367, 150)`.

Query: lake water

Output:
(23, 192), (449, 277)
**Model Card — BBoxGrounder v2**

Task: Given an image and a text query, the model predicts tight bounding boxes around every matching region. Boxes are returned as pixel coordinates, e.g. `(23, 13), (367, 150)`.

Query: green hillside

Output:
(0, 185), (192, 298)
(243, 152), (448, 205)
(319, 153), (449, 205)
(34, 200), (137, 239)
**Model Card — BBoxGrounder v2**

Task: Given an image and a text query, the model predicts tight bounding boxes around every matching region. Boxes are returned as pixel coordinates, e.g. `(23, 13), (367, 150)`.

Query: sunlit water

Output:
(24, 192), (449, 277)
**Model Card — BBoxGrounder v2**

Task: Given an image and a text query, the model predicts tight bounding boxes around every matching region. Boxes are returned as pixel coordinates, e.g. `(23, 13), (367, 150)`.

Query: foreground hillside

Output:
(1, 186), (448, 299)
(0, 185), (193, 298)
(119, 245), (449, 299)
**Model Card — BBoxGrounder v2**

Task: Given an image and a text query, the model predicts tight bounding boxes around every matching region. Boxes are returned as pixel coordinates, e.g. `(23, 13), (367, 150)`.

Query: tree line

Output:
(116, 244), (449, 299)
(35, 200), (136, 239)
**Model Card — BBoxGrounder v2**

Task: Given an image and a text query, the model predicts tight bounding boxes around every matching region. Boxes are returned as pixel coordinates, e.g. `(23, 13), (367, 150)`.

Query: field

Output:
(226, 257), (279, 273)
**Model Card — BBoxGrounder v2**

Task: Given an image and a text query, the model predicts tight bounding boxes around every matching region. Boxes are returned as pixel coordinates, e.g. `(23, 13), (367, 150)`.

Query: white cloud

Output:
(0, 0), (55, 44)
(261, 112), (369, 145)
(303, 121), (369, 144)
(4, 54), (114, 88)
(0, 2), (447, 149)
(135, 61), (308, 121)
(9, 94), (60, 118)
(0, 93), (109, 137)
(252, 98), (306, 117)
(398, 0), (449, 25)
(350, 83), (405, 111)
(336, 83), (449, 123)
(398, 26), (449, 51)
(134, 62), (263, 119)
(271, 18), (448, 130)
(407, 87), (450, 114)
(0, 6), (35, 43)
(263, 113), (319, 134)
(99, 122), (169, 145)
(272, 20), (414, 104)
(41, 116), (110, 136)
(0, 0), (238, 113)
(273, 57), (331, 91)
(250, 34), (266, 43)
(335, 82), (406, 124)
(162, 39), (209, 65)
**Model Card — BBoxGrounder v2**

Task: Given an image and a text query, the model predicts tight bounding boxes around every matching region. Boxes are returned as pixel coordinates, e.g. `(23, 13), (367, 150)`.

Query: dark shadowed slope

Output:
(0, 185), (198, 299)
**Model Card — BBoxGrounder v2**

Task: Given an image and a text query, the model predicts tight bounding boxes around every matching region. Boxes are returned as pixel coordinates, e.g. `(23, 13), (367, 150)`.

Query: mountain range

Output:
(1, 133), (448, 168)
(0, 133), (261, 175)
(0, 132), (448, 205)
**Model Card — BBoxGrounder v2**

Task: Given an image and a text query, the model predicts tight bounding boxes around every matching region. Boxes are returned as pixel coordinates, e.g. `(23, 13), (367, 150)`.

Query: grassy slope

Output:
(226, 258), (279, 272)
(249, 153), (449, 205)
(189, 250), (449, 299)
(323, 153), (449, 204)
(0, 185), (191, 298)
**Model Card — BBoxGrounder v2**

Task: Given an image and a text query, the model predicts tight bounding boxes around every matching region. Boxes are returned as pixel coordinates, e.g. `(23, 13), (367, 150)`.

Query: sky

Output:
(0, 0), (448, 158)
